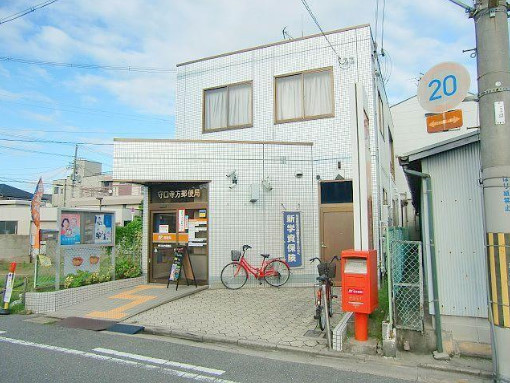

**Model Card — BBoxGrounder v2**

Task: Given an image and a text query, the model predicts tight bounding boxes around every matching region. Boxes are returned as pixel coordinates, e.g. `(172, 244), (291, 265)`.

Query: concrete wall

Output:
(0, 234), (29, 262)
(0, 203), (57, 235)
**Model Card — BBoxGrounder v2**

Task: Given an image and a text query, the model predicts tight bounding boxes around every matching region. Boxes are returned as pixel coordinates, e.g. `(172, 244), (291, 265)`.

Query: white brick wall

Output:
(174, 25), (393, 262)
(113, 25), (396, 284)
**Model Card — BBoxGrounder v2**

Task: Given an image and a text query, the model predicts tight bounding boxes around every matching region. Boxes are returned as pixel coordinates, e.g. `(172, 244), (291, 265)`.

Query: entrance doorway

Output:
(148, 182), (209, 285)
(151, 211), (177, 282)
(319, 181), (355, 285)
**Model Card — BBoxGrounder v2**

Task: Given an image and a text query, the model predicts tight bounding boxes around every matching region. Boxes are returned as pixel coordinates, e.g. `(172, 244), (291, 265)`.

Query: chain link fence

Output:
(389, 239), (424, 332)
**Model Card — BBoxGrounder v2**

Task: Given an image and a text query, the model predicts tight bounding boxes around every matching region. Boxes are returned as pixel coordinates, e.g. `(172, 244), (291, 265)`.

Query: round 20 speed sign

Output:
(417, 62), (471, 113)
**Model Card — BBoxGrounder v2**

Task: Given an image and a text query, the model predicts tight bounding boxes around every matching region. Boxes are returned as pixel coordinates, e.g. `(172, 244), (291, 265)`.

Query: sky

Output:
(0, 0), (482, 193)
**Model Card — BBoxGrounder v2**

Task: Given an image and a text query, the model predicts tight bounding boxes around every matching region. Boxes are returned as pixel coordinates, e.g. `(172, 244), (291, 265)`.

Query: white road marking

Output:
(93, 347), (225, 376)
(0, 336), (237, 383)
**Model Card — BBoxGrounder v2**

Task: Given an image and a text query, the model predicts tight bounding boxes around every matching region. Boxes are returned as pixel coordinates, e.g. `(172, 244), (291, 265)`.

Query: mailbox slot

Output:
(344, 258), (367, 274)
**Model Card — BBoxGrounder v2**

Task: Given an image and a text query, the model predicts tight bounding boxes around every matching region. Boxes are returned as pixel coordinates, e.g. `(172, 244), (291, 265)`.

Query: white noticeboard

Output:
(495, 101), (505, 125)
(417, 62), (471, 113)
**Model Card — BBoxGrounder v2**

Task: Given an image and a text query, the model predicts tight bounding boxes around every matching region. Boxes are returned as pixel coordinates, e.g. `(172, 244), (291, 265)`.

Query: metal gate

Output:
(390, 240), (424, 332)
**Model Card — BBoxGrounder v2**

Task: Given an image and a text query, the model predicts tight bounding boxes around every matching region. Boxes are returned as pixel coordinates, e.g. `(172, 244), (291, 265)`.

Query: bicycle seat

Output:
(316, 275), (329, 282)
(260, 254), (270, 259)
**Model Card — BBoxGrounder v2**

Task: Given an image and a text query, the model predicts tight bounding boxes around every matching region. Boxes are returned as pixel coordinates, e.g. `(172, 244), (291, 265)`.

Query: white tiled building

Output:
(114, 24), (398, 286)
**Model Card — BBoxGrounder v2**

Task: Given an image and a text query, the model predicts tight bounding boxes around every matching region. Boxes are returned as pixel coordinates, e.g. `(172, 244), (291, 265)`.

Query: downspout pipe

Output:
(403, 168), (444, 355)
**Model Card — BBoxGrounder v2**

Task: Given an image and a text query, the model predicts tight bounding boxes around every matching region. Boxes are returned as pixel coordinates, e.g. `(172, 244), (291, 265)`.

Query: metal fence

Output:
(34, 234), (58, 289)
(389, 239), (424, 332)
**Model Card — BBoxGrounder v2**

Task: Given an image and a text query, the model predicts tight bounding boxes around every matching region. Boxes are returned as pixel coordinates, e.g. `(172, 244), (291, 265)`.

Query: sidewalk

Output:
(49, 284), (208, 321)
(125, 287), (344, 353)
(124, 287), (493, 380)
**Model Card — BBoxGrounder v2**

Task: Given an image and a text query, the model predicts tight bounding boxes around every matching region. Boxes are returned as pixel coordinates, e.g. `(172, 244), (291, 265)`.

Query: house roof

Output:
(398, 130), (480, 212)
(176, 24), (371, 67)
(398, 130), (480, 166)
(0, 183), (51, 201)
(0, 184), (34, 200)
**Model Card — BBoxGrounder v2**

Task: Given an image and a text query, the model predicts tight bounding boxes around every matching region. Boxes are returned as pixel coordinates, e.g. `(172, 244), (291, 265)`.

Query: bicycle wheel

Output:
(319, 304), (326, 331)
(220, 262), (248, 289)
(263, 259), (290, 287)
(327, 284), (334, 317)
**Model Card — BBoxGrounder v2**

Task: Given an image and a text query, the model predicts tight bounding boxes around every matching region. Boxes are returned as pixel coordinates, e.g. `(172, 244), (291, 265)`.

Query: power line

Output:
(0, 0), (59, 26)
(299, 0), (341, 58)
(0, 144), (75, 157)
(0, 56), (176, 73)
(0, 137), (113, 146)
(0, 94), (172, 124)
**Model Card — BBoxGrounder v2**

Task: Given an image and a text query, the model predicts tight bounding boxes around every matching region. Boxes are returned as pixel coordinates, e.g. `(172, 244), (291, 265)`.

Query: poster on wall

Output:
(60, 213), (81, 245)
(63, 247), (101, 275)
(283, 211), (302, 267)
(94, 214), (112, 244)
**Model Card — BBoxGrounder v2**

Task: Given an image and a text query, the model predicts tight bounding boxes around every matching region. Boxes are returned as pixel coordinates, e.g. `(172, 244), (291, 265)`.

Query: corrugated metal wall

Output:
(422, 141), (487, 318)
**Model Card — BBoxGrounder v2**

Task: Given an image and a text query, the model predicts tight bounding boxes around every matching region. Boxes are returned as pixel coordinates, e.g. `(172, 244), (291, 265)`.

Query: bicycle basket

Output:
(317, 262), (336, 278)
(231, 250), (242, 261)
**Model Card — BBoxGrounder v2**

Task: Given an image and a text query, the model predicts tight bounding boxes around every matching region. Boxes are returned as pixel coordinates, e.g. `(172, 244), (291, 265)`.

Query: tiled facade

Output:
(113, 25), (397, 286)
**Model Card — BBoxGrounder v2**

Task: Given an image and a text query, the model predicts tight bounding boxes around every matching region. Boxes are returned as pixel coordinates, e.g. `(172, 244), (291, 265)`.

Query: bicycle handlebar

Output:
(309, 256), (340, 264)
(242, 244), (252, 251)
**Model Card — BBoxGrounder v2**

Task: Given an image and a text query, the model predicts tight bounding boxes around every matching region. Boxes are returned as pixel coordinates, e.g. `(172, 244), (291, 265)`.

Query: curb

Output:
(142, 325), (493, 379)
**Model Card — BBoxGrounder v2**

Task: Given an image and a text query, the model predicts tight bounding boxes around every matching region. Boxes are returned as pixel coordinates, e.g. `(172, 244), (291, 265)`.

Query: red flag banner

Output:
(31, 178), (44, 226)
(31, 178), (44, 252)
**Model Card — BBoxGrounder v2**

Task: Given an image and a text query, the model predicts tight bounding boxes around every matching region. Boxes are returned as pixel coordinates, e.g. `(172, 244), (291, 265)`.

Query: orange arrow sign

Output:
(426, 109), (463, 133)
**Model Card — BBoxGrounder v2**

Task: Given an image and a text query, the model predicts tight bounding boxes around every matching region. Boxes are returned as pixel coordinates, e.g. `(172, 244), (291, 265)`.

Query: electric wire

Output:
(0, 144), (75, 157)
(0, 56), (176, 73)
(0, 97), (172, 124)
(299, 0), (341, 58)
(0, 0), (59, 26)
(0, 137), (112, 145)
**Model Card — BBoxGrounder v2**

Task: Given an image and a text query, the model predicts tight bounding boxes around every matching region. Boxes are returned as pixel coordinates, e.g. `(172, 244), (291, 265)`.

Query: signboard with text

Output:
(283, 211), (302, 267)
(417, 62), (470, 113)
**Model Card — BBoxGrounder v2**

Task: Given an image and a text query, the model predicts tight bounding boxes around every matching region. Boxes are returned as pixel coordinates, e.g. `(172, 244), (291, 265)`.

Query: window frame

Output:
(274, 66), (335, 125)
(202, 80), (253, 134)
(0, 221), (18, 234)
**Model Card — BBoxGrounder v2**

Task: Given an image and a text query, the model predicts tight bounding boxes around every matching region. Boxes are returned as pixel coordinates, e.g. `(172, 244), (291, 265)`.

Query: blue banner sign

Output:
(283, 211), (302, 267)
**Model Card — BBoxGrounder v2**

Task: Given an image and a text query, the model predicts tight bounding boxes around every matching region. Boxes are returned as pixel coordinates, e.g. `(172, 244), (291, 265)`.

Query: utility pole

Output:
(71, 144), (78, 202)
(449, 0), (510, 381)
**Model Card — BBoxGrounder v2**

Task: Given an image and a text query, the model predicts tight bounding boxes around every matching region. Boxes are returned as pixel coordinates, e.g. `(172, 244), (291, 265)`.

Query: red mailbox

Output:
(341, 249), (378, 341)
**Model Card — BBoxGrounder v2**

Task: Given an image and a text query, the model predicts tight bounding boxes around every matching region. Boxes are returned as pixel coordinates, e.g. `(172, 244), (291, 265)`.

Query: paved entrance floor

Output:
(50, 284), (208, 321)
(125, 287), (344, 353)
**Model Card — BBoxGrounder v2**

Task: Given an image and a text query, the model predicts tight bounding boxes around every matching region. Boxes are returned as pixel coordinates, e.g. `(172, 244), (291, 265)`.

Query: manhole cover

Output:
(303, 329), (323, 338)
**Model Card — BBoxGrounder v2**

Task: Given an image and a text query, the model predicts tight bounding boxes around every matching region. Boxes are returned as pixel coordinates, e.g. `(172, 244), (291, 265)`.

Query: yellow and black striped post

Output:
(487, 233), (510, 328)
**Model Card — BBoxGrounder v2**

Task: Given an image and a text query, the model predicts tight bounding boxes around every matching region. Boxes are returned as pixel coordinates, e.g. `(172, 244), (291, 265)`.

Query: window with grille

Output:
(275, 67), (334, 124)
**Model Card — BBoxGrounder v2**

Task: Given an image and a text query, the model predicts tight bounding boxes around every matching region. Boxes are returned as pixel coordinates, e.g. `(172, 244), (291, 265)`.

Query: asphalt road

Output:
(0, 314), (485, 383)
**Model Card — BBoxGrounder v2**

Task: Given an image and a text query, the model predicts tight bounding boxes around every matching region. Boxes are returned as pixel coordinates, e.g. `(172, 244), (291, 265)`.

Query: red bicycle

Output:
(220, 245), (291, 289)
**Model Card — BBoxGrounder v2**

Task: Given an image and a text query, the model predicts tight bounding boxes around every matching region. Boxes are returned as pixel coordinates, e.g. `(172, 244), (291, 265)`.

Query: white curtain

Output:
(304, 70), (333, 117)
(229, 83), (252, 126)
(205, 87), (227, 130)
(276, 74), (303, 121)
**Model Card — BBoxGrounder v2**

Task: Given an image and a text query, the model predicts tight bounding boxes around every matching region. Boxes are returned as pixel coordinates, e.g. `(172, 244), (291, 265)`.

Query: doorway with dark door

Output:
(319, 180), (354, 285)
(151, 211), (177, 283)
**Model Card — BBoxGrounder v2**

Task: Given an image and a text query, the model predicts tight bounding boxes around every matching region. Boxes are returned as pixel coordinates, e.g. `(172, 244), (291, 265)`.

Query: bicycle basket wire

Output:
(231, 250), (242, 261)
(317, 262), (336, 278)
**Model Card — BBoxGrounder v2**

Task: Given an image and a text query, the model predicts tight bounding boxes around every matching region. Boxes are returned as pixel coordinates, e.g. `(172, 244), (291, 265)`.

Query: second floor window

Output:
(203, 81), (252, 132)
(275, 67), (334, 123)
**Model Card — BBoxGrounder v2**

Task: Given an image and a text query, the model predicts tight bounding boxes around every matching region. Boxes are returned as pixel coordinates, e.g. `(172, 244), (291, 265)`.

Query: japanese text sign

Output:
(283, 211), (302, 267)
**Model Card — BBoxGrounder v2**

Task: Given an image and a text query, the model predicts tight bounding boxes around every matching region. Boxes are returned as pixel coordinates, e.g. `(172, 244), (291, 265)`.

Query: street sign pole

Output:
(473, 1), (510, 381)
